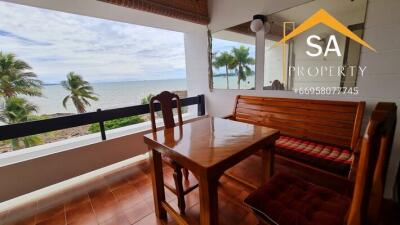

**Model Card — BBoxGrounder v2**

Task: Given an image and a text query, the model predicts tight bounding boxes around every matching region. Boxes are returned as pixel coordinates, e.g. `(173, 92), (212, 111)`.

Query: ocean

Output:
(19, 75), (255, 115)
(26, 79), (187, 114)
(213, 74), (255, 90)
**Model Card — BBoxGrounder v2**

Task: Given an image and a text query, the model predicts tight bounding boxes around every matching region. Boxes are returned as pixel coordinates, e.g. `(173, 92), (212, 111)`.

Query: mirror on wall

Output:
(263, 0), (368, 91)
(211, 22), (256, 90)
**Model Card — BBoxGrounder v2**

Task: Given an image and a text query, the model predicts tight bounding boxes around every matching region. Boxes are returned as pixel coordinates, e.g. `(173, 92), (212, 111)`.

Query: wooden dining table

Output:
(143, 117), (279, 225)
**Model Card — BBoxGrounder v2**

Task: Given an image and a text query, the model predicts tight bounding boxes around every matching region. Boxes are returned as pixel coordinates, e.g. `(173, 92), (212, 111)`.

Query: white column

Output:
(255, 27), (265, 91)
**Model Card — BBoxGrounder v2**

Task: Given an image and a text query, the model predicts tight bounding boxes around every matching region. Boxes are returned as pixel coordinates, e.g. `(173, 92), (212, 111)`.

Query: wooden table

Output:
(143, 117), (279, 225)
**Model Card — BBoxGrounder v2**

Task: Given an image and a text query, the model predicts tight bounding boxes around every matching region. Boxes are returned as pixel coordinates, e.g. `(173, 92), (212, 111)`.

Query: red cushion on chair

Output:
(244, 173), (350, 225)
(276, 136), (353, 175)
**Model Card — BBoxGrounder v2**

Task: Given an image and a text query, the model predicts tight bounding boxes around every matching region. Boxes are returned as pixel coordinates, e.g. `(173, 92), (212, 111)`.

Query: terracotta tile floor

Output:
(5, 158), (258, 225)
(4, 155), (400, 225)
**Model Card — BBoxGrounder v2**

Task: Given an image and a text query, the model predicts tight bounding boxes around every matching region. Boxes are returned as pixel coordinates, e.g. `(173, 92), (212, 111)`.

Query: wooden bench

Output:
(226, 95), (365, 188)
(244, 102), (397, 225)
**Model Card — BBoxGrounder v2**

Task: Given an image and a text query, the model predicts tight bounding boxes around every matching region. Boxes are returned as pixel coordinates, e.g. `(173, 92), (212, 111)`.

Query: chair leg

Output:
(173, 164), (186, 215)
(183, 168), (189, 180)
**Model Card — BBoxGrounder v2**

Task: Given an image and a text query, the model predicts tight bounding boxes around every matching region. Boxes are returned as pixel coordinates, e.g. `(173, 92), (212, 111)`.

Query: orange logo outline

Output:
(274, 9), (375, 51)
(274, 9), (375, 88)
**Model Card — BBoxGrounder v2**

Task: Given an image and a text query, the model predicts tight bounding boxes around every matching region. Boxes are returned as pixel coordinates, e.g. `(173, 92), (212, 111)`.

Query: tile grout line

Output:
(88, 192), (100, 225)
(63, 204), (66, 225)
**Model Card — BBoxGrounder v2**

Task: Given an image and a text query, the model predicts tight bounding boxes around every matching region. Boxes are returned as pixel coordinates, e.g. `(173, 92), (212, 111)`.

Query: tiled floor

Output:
(4, 155), (400, 225)
(4, 157), (258, 225)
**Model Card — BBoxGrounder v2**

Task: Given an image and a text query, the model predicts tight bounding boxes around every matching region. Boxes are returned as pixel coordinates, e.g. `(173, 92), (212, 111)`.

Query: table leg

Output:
(261, 143), (275, 185)
(199, 174), (219, 225)
(150, 149), (167, 219)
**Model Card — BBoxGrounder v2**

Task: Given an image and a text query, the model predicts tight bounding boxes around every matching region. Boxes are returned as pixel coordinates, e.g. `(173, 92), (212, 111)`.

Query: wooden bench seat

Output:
(276, 135), (353, 175)
(228, 95), (365, 179)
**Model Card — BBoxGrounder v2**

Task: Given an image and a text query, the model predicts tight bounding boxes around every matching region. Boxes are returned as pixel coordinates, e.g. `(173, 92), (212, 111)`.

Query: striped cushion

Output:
(276, 136), (353, 175)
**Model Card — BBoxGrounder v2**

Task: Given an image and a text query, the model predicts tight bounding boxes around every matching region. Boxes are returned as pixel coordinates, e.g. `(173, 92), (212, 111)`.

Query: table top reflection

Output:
(144, 117), (279, 169)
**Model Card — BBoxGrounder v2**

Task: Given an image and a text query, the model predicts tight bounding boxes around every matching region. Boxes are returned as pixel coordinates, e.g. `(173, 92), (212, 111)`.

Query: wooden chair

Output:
(244, 102), (397, 225)
(394, 161), (400, 202)
(366, 103), (397, 224)
(149, 91), (198, 215)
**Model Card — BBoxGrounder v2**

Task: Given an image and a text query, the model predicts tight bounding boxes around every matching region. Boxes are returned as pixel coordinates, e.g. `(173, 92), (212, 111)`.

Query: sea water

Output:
(26, 79), (187, 114)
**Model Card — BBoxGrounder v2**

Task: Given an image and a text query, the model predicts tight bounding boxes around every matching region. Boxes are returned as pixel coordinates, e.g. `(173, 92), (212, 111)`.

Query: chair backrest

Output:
(394, 161), (400, 202)
(347, 102), (397, 225)
(232, 95), (365, 149)
(368, 103), (397, 224)
(149, 91), (183, 132)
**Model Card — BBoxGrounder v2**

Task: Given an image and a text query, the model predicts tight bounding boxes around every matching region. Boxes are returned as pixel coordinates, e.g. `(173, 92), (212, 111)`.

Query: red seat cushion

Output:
(244, 173), (350, 225)
(276, 136), (353, 175)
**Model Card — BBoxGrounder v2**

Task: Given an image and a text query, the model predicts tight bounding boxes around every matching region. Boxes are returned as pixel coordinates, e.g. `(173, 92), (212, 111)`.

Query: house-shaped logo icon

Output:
(275, 9), (376, 52)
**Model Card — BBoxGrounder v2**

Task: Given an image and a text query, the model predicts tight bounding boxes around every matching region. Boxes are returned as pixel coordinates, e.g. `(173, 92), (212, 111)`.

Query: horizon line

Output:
(43, 78), (187, 85)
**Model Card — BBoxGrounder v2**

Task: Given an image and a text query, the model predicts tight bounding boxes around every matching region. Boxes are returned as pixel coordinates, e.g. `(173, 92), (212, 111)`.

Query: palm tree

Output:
(0, 97), (42, 150)
(141, 93), (164, 117)
(0, 52), (42, 98)
(1, 97), (37, 123)
(141, 93), (155, 105)
(213, 52), (235, 89)
(231, 46), (255, 89)
(61, 72), (98, 113)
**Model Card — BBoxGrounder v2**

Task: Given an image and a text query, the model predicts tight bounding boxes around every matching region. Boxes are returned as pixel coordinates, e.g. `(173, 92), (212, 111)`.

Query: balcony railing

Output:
(0, 94), (205, 141)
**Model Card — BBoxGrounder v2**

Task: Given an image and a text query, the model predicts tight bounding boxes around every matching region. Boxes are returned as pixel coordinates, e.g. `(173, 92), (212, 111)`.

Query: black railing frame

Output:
(1, 95), (206, 141)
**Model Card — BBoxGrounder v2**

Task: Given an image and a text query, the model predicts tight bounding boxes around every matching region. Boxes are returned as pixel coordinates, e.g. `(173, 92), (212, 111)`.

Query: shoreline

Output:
(42, 78), (187, 86)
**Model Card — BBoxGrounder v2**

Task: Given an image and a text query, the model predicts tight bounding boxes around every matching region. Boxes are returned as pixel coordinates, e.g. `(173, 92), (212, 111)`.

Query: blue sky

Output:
(0, 1), (186, 83)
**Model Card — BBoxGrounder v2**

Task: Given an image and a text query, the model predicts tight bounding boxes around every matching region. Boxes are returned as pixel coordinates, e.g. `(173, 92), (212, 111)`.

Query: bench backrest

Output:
(232, 95), (365, 149)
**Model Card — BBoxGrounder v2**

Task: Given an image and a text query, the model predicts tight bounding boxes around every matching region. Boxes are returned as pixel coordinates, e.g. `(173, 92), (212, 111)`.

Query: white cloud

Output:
(0, 1), (186, 83)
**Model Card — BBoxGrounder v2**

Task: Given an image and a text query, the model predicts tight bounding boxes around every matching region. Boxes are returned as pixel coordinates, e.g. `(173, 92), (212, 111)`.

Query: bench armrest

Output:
(348, 137), (363, 181)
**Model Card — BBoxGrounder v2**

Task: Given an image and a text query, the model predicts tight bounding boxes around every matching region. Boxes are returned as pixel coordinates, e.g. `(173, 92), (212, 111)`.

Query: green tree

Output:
(88, 116), (145, 133)
(0, 52), (42, 98)
(61, 72), (98, 113)
(0, 97), (42, 150)
(213, 52), (235, 89)
(231, 46), (255, 89)
(1, 97), (37, 123)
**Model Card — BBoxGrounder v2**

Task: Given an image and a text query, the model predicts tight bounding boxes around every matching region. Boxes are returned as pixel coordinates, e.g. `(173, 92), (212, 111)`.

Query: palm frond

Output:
(0, 52), (42, 97)
(62, 96), (70, 108)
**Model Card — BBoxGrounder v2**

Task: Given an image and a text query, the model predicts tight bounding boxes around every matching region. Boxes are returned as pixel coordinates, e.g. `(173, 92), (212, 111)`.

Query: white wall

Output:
(264, 40), (287, 87)
(0, 118), (159, 202)
(0, 115), (200, 202)
(186, 0), (400, 198)
(0, 130), (149, 202)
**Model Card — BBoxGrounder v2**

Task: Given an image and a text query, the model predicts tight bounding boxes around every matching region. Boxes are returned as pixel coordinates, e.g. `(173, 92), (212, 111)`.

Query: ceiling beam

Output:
(98, 0), (209, 25)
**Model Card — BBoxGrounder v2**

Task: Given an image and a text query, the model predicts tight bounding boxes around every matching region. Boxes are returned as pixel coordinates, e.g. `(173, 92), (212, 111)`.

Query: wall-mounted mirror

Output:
(264, 0), (368, 91)
(211, 22), (256, 90)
